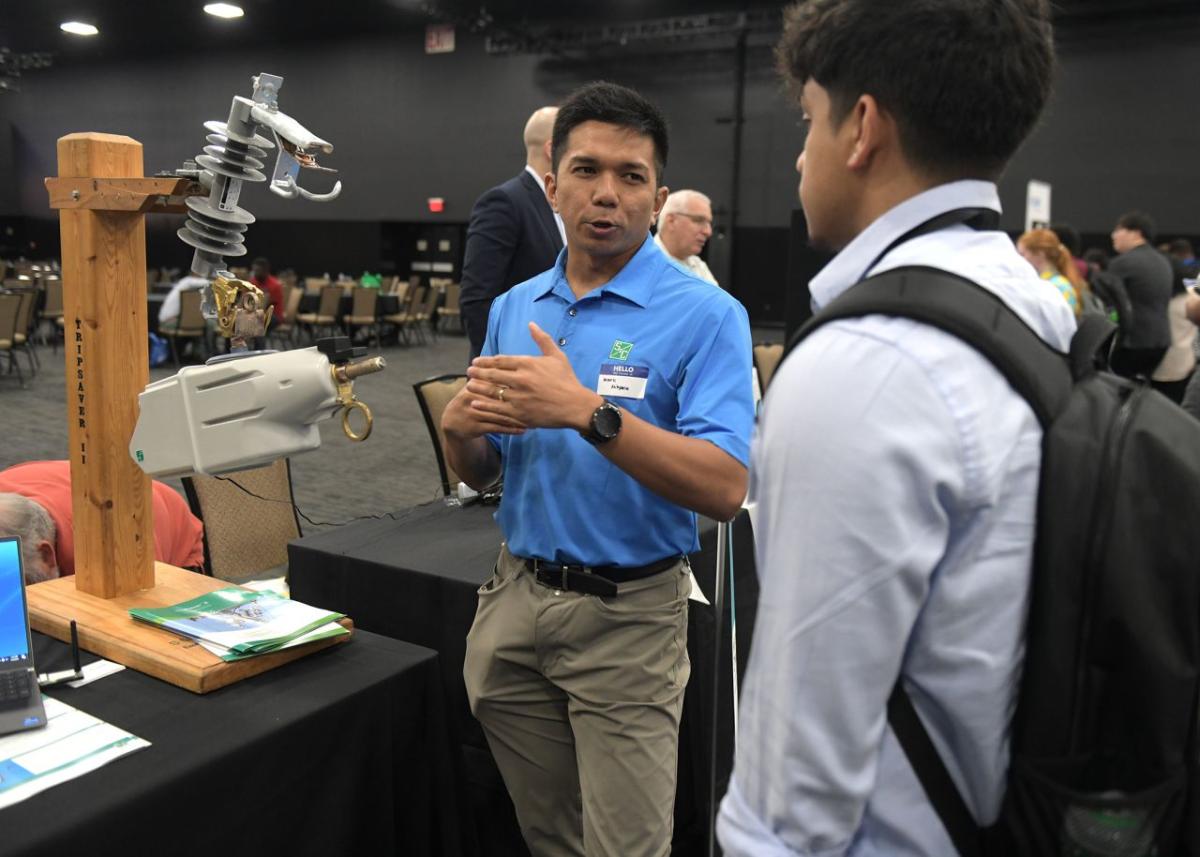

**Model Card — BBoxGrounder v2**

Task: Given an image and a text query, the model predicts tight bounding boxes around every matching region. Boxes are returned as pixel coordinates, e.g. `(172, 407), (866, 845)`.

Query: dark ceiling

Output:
(2, 0), (1198, 65)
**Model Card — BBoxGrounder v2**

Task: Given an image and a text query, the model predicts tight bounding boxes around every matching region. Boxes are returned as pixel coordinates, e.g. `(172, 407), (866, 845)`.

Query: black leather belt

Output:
(525, 556), (680, 597)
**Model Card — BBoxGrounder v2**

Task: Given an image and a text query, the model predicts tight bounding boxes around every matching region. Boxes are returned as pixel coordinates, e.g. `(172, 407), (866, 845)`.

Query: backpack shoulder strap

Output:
(785, 265), (1073, 426)
(888, 684), (984, 857)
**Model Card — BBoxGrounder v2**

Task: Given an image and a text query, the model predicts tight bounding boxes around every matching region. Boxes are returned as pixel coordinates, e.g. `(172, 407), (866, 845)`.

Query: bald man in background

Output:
(460, 106), (566, 359)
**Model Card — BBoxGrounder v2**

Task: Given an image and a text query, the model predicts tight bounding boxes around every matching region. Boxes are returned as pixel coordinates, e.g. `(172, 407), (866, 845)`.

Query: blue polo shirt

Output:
(483, 234), (753, 567)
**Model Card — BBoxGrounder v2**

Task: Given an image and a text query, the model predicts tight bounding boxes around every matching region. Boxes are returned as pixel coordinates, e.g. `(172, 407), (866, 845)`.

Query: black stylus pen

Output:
(37, 620), (85, 687)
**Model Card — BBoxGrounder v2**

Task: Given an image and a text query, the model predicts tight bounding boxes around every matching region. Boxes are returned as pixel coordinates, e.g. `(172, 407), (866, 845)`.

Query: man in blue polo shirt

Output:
(442, 81), (753, 857)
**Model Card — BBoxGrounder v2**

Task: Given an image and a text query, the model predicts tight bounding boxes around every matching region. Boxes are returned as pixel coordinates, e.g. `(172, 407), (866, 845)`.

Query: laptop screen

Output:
(0, 537), (31, 667)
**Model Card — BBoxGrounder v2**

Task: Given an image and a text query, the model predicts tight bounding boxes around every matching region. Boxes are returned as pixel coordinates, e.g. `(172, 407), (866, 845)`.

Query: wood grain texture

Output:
(27, 563), (354, 694)
(55, 133), (154, 597)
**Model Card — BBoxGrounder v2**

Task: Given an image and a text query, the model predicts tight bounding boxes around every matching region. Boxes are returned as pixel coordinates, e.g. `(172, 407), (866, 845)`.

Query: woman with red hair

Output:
(1017, 227), (1089, 317)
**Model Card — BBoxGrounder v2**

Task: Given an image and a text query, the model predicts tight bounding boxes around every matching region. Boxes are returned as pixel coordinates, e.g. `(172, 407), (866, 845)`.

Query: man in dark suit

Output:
(460, 106), (564, 359)
(1109, 210), (1173, 378)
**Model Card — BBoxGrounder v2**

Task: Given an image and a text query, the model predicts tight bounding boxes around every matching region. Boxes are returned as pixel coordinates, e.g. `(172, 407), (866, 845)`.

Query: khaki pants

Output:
(464, 545), (691, 857)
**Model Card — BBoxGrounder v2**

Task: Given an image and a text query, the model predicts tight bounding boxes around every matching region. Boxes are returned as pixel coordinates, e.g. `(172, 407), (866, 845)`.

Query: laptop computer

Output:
(0, 536), (47, 736)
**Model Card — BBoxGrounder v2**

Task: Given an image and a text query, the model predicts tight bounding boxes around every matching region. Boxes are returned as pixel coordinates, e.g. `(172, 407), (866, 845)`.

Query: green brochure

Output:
(129, 587), (347, 660)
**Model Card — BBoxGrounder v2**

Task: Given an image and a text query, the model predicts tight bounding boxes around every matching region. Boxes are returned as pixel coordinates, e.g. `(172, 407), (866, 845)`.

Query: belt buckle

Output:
(533, 559), (568, 594)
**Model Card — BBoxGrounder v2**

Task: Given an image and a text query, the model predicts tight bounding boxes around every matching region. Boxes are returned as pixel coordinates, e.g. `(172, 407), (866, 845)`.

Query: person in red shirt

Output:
(0, 460), (205, 583)
(250, 256), (285, 325)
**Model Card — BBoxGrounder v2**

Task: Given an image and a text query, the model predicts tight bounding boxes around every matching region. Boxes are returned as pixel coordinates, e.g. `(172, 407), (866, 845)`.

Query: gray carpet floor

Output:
(0, 322), (781, 534)
(0, 329), (473, 533)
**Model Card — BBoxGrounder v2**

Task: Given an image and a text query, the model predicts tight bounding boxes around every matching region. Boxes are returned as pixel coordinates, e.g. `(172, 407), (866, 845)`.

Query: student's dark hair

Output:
(1170, 238), (1195, 258)
(776, 0), (1055, 180)
(1117, 211), (1156, 243)
(1051, 223), (1081, 257)
(551, 81), (669, 185)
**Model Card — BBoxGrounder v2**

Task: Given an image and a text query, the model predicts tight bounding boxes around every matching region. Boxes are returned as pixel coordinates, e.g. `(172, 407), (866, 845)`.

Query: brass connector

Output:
(330, 356), (387, 442)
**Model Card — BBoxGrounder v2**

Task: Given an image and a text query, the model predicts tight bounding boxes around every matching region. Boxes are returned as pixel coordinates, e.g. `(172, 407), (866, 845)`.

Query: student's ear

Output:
(846, 94), (890, 172)
(546, 172), (559, 212)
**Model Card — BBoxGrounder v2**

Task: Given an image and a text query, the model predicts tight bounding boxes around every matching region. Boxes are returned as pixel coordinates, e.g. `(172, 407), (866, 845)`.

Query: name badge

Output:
(597, 363), (649, 399)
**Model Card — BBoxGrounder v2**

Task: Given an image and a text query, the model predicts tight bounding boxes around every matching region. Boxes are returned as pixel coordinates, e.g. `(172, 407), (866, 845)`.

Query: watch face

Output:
(594, 403), (622, 439)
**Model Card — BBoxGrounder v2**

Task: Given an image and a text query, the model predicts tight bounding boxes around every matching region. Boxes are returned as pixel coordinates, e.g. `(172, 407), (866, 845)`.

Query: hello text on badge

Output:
(597, 362), (649, 399)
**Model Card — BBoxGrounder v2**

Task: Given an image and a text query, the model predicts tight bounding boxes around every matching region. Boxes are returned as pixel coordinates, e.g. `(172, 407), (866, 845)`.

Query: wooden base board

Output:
(27, 563), (353, 694)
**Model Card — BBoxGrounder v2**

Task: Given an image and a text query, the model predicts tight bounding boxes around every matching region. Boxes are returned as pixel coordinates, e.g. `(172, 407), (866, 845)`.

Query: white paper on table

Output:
(0, 697), (150, 810)
(241, 576), (289, 598)
(194, 620), (348, 661)
(66, 659), (125, 688)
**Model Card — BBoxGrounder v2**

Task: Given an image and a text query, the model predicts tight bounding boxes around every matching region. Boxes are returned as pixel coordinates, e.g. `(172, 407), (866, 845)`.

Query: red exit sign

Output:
(425, 24), (455, 54)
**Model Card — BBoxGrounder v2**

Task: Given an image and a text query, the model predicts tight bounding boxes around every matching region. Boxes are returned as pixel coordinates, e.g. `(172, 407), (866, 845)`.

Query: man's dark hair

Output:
(776, 0), (1054, 180)
(1051, 223), (1081, 257)
(1169, 238), (1194, 259)
(252, 256), (270, 269)
(551, 81), (669, 185)
(1116, 211), (1156, 243)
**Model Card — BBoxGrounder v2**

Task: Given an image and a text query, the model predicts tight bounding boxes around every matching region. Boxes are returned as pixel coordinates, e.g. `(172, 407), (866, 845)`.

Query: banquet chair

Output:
(159, 288), (208, 367)
(182, 458), (302, 581)
(383, 285), (425, 345)
(269, 286), (305, 349)
(439, 282), (463, 334)
(296, 285), (342, 342)
(40, 277), (63, 349)
(413, 374), (469, 496)
(0, 293), (26, 387)
(11, 289), (39, 375)
(412, 283), (441, 343)
(343, 287), (381, 351)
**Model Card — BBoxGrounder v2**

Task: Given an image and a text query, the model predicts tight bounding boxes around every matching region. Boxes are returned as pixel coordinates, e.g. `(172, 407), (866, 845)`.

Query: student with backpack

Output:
(721, 1), (1200, 855)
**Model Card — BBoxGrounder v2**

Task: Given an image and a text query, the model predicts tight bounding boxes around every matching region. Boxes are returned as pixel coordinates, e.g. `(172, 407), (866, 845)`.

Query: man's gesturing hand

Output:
(441, 378), (527, 441)
(467, 322), (603, 432)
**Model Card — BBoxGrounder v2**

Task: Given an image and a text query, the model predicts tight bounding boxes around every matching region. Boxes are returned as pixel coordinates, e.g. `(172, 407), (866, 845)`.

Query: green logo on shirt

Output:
(609, 340), (634, 361)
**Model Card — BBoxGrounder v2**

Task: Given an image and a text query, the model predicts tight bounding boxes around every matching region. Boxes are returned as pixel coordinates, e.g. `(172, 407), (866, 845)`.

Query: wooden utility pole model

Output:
(27, 132), (350, 693)
(54, 133), (156, 598)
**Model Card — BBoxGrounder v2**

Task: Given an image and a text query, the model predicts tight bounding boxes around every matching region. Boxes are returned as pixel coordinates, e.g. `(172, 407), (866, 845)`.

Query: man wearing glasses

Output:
(654, 189), (718, 285)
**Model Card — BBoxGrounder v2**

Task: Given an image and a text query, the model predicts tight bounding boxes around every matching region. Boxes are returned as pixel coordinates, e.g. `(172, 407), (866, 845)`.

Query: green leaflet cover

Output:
(129, 587), (346, 657)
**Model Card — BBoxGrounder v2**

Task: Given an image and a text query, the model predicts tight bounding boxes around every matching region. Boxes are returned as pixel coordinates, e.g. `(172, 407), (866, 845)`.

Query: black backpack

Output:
(787, 265), (1200, 857)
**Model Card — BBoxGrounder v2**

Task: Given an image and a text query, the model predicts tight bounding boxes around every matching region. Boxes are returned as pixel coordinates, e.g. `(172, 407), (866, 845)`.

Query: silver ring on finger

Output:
(496, 385), (506, 402)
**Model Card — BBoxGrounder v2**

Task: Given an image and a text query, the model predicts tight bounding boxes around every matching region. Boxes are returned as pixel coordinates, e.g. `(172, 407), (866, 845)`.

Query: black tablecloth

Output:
(3, 629), (471, 857)
(288, 500), (759, 855)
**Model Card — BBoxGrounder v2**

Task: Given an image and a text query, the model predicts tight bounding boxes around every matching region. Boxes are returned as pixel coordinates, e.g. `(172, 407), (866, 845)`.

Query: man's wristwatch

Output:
(581, 401), (622, 445)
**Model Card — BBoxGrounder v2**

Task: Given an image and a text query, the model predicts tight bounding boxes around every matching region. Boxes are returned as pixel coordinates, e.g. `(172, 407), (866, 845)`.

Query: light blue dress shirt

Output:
(718, 181), (1077, 856)
(483, 234), (754, 567)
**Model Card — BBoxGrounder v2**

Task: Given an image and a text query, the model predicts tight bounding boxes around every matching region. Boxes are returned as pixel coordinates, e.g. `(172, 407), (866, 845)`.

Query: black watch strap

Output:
(581, 401), (622, 445)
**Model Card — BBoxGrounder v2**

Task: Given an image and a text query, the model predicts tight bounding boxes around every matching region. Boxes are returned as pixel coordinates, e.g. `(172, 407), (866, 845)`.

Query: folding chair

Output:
(182, 459), (303, 581)
(413, 374), (469, 496)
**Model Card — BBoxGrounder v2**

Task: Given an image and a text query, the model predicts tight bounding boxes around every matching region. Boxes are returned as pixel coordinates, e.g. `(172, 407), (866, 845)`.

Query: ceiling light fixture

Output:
(204, 3), (245, 18)
(60, 22), (99, 36)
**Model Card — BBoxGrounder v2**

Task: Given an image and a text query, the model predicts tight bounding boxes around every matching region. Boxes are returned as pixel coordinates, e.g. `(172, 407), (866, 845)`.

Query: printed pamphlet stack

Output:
(129, 587), (347, 662)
